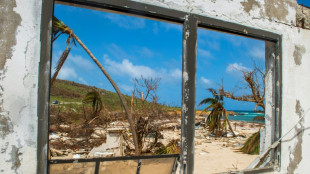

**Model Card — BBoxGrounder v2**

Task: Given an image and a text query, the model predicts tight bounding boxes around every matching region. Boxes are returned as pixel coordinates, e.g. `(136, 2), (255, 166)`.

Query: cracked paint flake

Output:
(0, 115), (13, 139)
(240, 0), (261, 13)
(293, 45), (306, 66)
(264, 0), (295, 22)
(287, 100), (304, 173)
(0, 0), (22, 70)
(7, 145), (22, 172)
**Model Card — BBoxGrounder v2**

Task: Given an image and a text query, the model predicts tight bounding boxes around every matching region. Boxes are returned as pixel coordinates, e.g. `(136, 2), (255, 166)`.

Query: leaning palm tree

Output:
(199, 88), (235, 137)
(51, 16), (139, 155)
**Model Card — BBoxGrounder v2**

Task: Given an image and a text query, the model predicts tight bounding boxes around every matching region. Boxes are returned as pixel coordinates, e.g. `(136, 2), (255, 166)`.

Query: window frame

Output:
(38, 0), (282, 173)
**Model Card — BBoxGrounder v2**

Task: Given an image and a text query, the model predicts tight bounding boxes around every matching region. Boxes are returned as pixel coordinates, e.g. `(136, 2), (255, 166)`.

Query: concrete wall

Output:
(0, 0), (42, 173)
(0, 0), (310, 173)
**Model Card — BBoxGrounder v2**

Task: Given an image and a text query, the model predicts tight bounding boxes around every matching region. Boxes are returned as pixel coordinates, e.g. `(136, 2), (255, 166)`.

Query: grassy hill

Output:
(50, 79), (133, 111)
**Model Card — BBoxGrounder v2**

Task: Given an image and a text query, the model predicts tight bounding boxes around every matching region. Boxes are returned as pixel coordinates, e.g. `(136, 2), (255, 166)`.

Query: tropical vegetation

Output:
(199, 88), (235, 137)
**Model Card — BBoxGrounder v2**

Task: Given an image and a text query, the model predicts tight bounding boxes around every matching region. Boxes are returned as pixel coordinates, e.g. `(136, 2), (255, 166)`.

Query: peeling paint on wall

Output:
(0, 115), (13, 139)
(0, 0), (21, 70)
(287, 100), (304, 173)
(6, 145), (22, 172)
(241, 0), (261, 13)
(293, 45), (306, 66)
(264, 0), (295, 22)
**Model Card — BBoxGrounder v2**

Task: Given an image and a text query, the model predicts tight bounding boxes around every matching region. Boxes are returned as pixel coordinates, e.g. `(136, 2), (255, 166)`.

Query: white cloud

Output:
(200, 77), (212, 85)
(107, 44), (132, 60)
(119, 83), (134, 93)
(226, 63), (249, 73)
(198, 48), (212, 59)
(170, 69), (182, 79)
(105, 58), (155, 78)
(138, 47), (154, 58)
(103, 57), (181, 83)
(78, 77), (88, 85)
(58, 67), (78, 80)
(70, 54), (95, 70)
(249, 45), (265, 59)
(103, 13), (145, 29)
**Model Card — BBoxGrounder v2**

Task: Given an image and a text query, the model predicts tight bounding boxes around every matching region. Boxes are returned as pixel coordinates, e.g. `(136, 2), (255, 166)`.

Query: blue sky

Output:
(297, 0), (310, 7)
(53, 4), (265, 110)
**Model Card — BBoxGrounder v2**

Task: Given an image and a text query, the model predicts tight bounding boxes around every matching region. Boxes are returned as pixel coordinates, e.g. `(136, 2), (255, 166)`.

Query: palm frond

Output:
(240, 131), (260, 154)
(198, 98), (217, 106)
(83, 90), (103, 114)
(51, 16), (77, 86)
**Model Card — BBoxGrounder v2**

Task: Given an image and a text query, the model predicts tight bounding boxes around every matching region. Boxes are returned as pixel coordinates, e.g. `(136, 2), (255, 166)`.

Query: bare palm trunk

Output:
(73, 34), (140, 155)
(224, 110), (235, 137)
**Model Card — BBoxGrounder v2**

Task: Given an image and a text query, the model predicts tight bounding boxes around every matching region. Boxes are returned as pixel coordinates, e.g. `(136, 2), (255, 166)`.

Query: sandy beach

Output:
(158, 119), (263, 173)
(193, 120), (262, 173)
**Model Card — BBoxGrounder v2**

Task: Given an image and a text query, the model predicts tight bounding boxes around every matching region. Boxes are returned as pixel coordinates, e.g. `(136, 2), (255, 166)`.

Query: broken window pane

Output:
(99, 160), (138, 174)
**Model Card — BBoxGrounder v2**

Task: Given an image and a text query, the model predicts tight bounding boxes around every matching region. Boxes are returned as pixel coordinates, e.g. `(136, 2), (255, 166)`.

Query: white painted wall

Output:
(0, 0), (309, 173)
(0, 0), (42, 173)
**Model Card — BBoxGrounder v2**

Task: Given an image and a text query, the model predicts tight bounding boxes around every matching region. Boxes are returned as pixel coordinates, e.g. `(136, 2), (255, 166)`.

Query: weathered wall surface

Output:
(0, 0), (309, 173)
(0, 0), (42, 173)
(132, 0), (310, 173)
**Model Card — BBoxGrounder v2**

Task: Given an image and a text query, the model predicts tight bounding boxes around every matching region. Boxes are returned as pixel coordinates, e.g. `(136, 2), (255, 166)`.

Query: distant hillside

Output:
(50, 79), (132, 111)
(50, 79), (180, 111)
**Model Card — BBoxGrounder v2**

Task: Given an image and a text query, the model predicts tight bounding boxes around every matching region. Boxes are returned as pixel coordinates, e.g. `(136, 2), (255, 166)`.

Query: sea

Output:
(227, 110), (265, 123)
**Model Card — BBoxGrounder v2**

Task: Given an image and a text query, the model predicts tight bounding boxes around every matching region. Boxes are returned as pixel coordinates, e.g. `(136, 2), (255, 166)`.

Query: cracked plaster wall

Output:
(0, 0), (41, 173)
(0, 0), (309, 173)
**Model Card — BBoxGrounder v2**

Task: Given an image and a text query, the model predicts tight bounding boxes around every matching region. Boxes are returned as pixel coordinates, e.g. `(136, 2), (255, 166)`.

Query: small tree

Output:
(82, 90), (103, 122)
(219, 62), (265, 154)
(219, 64), (265, 112)
(199, 88), (235, 137)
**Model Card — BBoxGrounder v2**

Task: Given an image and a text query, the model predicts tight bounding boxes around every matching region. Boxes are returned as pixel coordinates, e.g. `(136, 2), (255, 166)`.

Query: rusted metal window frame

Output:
(38, 0), (282, 173)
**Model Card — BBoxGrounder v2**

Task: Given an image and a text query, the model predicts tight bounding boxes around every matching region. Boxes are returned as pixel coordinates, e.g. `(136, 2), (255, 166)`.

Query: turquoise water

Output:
(227, 110), (265, 123)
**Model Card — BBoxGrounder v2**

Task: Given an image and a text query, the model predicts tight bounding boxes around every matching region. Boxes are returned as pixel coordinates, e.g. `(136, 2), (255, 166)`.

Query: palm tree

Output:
(51, 16), (139, 155)
(199, 88), (235, 137)
(83, 90), (103, 119)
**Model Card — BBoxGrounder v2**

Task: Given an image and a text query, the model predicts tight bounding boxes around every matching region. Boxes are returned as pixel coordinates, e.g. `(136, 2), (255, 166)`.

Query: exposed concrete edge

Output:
(296, 4), (310, 29)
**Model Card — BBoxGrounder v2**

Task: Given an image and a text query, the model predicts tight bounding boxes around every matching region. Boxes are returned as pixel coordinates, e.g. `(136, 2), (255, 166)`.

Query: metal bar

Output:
(243, 166), (274, 174)
(38, 0), (54, 174)
(274, 37), (282, 169)
(136, 159), (142, 174)
(49, 154), (179, 164)
(94, 161), (100, 174)
(171, 157), (179, 174)
(181, 14), (198, 174)
(196, 15), (280, 42)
